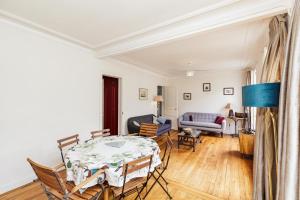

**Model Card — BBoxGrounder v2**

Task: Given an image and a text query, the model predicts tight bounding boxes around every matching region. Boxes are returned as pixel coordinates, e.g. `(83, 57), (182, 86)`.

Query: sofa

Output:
(178, 112), (226, 137)
(127, 114), (172, 136)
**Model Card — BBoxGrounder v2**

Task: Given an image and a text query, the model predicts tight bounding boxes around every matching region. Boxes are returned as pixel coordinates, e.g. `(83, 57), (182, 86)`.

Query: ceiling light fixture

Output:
(186, 70), (195, 77)
(186, 62), (194, 77)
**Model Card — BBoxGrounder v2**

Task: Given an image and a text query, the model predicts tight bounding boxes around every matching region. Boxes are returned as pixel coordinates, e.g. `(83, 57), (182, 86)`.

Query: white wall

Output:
(168, 70), (246, 133)
(99, 58), (165, 134)
(0, 19), (165, 193)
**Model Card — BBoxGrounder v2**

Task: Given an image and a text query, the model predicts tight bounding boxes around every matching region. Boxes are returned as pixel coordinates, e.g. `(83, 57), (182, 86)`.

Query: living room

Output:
(1, 1), (300, 200)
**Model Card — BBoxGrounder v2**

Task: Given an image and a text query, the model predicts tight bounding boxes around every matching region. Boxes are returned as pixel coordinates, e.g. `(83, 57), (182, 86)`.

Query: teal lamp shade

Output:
(242, 82), (280, 107)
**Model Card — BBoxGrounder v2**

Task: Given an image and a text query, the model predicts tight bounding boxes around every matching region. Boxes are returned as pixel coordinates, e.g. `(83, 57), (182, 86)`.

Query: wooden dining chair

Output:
(110, 155), (153, 200)
(57, 134), (80, 163)
(139, 123), (158, 140)
(143, 136), (173, 199)
(91, 129), (110, 139)
(27, 158), (105, 200)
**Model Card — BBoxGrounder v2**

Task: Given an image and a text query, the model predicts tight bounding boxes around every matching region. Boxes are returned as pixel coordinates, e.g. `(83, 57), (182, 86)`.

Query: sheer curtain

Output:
(246, 70), (257, 131)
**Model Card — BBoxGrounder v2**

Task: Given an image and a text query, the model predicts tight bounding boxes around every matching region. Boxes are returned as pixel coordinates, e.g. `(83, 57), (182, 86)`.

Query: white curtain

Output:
(246, 70), (257, 131)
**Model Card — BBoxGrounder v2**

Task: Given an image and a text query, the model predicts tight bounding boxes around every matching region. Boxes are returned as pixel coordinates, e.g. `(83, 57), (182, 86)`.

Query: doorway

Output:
(157, 86), (164, 117)
(164, 86), (178, 130)
(103, 76), (119, 135)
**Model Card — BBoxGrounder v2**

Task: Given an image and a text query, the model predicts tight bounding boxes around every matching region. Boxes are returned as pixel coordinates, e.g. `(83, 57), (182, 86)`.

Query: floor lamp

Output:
(154, 95), (164, 117)
(242, 82), (281, 133)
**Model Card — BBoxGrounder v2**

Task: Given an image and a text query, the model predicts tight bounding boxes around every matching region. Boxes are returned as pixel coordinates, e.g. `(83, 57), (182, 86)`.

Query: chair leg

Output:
(144, 170), (172, 199)
(156, 179), (172, 199)
(159, 173), (168, 185)
(135, 172), (155, 200)
(155, 168), (168, 185)
(150, 173), (172, 199)
(94, 184), (105, 200)
(60, 150), (65, 164)
(118, 194), (125, 200)
(45, 193), (54, 200)
(42, 185), (55, 200)
(136, 186), (143, 200)
(143, 175), (159, 199)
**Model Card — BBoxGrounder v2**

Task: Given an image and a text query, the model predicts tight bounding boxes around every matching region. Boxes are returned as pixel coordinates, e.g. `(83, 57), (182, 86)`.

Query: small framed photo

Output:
(223, 87), (234, 95)
(203, 83), (211, 92)
(183, 93), (192, 100)
(139, 88), (148, 100)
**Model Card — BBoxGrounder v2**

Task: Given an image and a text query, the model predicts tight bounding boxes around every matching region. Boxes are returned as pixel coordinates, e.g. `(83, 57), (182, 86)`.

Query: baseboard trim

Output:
(0, 175), (35, 194)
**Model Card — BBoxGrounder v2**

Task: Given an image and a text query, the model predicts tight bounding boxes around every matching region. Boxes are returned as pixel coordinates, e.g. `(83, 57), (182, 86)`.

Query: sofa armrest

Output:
(178, 115), (184, 127)
(221, 119), (226, 132)
(178, 115), (183, 123)
(165, 119), (172, 125)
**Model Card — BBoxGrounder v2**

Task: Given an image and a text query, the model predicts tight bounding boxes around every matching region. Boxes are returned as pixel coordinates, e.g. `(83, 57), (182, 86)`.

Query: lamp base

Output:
(239, 130), (254, 159)
(228, 109), (234, 117)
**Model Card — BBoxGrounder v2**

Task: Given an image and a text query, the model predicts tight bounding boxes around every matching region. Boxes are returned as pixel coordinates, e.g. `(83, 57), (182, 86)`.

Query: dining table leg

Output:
(104, 187), (109, 200)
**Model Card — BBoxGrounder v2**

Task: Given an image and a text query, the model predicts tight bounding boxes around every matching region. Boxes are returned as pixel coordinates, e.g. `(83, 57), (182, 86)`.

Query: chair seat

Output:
(46, 175), (103, 200)
(58, 168), (67, 179)
(65, 182), (103, 200)
(48, 188), (99, 200)
(110, 177), (146, 197)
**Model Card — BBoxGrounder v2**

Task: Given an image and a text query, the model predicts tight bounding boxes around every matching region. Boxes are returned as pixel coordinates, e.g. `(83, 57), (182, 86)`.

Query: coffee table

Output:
(177, 129), (201, 152)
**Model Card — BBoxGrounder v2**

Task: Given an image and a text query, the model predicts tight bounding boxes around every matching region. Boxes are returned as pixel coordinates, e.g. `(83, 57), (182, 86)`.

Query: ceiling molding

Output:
(114, 56), (171, 77)
(0, 9), (93, 49)
(96, 0), (289, 58)
(0, 0), (239, 51)
(94, 0), (240, 48)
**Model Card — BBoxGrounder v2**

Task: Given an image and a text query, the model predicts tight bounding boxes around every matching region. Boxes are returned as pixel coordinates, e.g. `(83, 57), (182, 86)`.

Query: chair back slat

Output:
(57, 134), (79, 150)
(57, 134), (79, 163)
(126, 162), (151, 175)
(139, 123), (158, 137)
(27, 158), (67, 195)
(91, 129), (110, 139)
(122, 155), (152, 176)
(58, 139), (79, 149)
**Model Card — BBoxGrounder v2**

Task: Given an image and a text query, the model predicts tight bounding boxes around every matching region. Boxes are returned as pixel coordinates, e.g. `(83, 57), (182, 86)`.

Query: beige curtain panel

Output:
(276, 0), (300, 199)
(253, 14), (288, 200)
(254, 0), (300, 199)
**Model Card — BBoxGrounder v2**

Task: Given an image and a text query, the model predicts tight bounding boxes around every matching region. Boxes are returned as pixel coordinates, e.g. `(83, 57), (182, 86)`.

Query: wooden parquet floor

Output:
(0, 132), (253, 200)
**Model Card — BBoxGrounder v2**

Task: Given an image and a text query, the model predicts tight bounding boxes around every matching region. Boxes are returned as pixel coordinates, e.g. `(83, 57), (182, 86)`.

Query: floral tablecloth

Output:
(65, 136), (161, 188)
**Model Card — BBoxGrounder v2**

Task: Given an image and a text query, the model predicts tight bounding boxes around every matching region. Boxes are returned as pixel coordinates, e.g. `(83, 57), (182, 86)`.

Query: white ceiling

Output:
(0, 0), (226, 47)
(0, 0), (289, 76)
(114, 19), (270, 76)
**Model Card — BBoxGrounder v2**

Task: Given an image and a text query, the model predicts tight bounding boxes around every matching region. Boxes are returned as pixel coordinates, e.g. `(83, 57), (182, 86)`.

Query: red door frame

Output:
(103, 76), (119, 135)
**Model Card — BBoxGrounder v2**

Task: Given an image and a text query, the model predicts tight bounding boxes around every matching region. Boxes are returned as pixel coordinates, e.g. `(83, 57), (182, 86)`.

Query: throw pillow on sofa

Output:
(189, 115), (193, 121)
(157, 116), (167, 124)
(153, 116), (160, 125)
(215, 116), (225, 125)
(133, 120), (140, 127)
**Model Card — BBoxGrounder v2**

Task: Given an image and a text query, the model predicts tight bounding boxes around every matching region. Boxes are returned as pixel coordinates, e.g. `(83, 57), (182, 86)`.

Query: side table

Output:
(178, 130), (201, 152)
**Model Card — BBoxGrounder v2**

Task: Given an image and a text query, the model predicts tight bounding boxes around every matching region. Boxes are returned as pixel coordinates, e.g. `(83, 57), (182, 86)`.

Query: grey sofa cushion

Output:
(183, 112), (218, 123)
(181, 121), (221, 129)
(183, 114), (189, 121)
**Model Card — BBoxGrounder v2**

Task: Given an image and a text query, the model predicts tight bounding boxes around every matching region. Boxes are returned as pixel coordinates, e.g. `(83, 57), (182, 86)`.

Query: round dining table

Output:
(64, 135), (161, 199)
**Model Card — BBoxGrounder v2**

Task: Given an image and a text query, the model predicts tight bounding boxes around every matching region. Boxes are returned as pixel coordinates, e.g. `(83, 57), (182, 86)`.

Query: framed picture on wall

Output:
(223, 87), (234, 95)
(203, 83), (211, 92)
(183, 93), (192, 100)
(139, 88), (148, 100)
